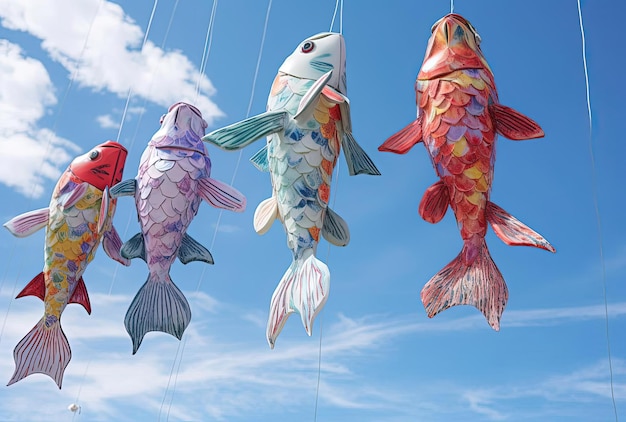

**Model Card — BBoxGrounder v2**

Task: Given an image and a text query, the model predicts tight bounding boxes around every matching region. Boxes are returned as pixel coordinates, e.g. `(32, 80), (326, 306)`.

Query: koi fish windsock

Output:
(111, 102), (246, 354)
(203, 33), (380, 347)
(4, 141), (129, 388)
(379, 14), (555, 329)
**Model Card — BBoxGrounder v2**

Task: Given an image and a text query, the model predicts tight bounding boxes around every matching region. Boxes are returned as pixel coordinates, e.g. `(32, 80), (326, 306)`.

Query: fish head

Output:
(279, 32), (347, 95)
(152, 102), (208, 150)
(418, 13), (491, 80)
(69, 141), (128, 191)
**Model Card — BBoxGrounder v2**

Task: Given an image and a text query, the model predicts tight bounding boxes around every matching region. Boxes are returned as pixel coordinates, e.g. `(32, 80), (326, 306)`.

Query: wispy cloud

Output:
(0, 287), (623, 421)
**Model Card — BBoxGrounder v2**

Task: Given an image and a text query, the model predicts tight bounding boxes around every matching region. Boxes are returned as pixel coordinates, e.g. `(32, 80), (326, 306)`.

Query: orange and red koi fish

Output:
(4, 141), (129, 388)
(379, 14), (555, 329)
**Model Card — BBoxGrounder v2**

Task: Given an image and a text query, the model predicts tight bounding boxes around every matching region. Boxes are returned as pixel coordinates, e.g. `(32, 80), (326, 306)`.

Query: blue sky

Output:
(0, 0), (624, 421)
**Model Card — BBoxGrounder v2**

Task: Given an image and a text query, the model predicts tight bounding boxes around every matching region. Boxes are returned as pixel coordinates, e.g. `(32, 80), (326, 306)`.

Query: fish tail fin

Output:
(266, 255), (330, 348)
(8, 319), (71, 389)
(421, 239), (508, 330)
(124, 275), (191, 354)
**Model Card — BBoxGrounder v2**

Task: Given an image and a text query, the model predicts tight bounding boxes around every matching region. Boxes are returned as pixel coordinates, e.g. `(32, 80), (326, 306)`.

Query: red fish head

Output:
(69, 141), (128, 191)
(418, 13), (491, 80)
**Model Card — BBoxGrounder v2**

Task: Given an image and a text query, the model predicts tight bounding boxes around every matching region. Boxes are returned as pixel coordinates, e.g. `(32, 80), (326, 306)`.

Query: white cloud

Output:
(0, 40), (81, 197)
(0, 0), (223, 125)
(0, 288), (623, 421)
(0, 0), (225, 197)
(96, 114), (118, 129)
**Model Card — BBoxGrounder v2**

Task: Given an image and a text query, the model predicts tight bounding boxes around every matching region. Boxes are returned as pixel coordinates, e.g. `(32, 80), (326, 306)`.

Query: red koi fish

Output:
(4, 141), (128, 388)
(379, 14), (555, 329)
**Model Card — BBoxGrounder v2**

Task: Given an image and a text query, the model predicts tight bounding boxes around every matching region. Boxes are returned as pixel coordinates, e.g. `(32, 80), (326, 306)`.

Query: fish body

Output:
(379, 14), (554, 329)
(203, 33), (380, 347)
(111, 102), (246, 353)
(4, 141), (129, 388)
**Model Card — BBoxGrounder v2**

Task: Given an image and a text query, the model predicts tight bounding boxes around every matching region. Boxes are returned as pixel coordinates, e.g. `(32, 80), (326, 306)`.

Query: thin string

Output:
(0, 0), (105, 347)
(194, 0), (219, 102)
(157, 1), (221, 419)
(116, 0), (160, 143)
(313, 159), (341, 422)
(162, 2), (274, 417)
(329, 0), (339, 32)
(224, 0), (273, 201)
(73, 0), (175, 415)
(577, 1), (618, 420)
(71, 361), (90, 422)
(339, 0), (344, 34)
(160, 0), (275, 419)
(106, 0), (181, 295)
(329, 0), (344, 34)
(451, 0), (454, 13)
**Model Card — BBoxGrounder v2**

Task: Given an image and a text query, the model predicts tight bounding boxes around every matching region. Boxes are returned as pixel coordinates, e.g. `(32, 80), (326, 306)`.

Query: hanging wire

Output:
(0, 0), (106, 347)
(106, 0), (181, 295)
(153, 0), (275, 418)
(72, 0), (177, 414)
(451, 0), (454, 14)
(576, 1), (618, 420)
(314, 3), (351, 418)
(329, 0), (339, 32)
(329, 0), (344, 34)
(160, 1), (275, 417)
(194, 0), (219, 102)
(115, 0), (160, 143)
(340, 0), (344, 34)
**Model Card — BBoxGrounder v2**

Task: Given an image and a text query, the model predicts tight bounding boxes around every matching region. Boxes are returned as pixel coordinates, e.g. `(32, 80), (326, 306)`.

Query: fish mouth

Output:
(418, 13), (489, 80)
(155, 144), (206, 155)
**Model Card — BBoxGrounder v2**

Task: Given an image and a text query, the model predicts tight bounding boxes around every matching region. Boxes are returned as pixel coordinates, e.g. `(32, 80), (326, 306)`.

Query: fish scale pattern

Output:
(267, 73), (341, 259)
(44, 174), (113, 320)
(418, 69), (497, 243)
(136, 133), (210, 273)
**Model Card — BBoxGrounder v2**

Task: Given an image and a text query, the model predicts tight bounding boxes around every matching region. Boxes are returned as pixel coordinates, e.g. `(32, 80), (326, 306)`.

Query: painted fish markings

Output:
(203, 33), (380, 347)
(379, 14), (555, 328)
(112, 102), (246, 353)
(4, 141), (129, 388)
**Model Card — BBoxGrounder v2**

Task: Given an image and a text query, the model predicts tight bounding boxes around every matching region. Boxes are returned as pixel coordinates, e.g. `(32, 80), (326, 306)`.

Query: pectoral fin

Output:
(97, 186), (110, 234)
(322, 207), (350, 246)
(103, 225), (131, 266)
(110, 179), (137, 198)
(178, 233), (214, 265)
(293, 70), (333, 125)
(198, 177), (246, 212)
(491, 104), (544, 140)
(378, 119), (423, 154)
(4, 208), (49, 238)
(59, 182), (88, 208)
(202, 111), (287, 151)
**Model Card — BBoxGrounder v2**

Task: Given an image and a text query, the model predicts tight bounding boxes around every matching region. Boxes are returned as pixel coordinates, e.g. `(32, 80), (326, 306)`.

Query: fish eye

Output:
(89, 150), (100, 160)
(301, 41), (315, 53)
(159, 114), (166, 124)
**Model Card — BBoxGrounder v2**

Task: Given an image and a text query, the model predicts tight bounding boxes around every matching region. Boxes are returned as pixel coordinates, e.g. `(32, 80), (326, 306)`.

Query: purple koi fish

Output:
(111, 102), (246, 353)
